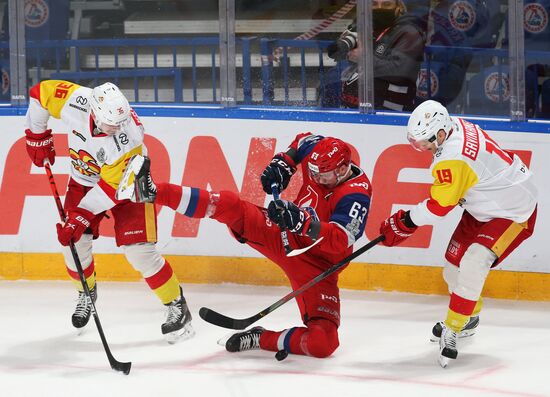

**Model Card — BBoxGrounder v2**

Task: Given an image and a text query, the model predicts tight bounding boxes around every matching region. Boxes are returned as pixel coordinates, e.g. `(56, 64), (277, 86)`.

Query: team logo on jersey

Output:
(119, 133), (129, 145)
(297, 186), (319, 210)
(449, 1), (476, 32)
(416, 68), (439, 98)
(524, 3), (548, 34)
(484, 72), (510, 102)
(72, 130), (86, 142)
(25, 0), (49, 28)
(70, 148), (101, 177)
(1, 67), (9, 95)
(96, 148), (106, 163)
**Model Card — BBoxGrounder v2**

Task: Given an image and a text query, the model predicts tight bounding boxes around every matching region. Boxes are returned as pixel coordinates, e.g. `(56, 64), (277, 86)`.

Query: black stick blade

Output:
(199, 307), (258, 330)
(112, 360), (131, 375)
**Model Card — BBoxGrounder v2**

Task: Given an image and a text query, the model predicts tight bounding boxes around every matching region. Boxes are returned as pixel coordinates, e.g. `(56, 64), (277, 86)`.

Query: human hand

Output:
(56, 207), (94, 246)
(25, 128), (55, 167)
(260, 153), (296, 194)
(379, 210), (417, 247)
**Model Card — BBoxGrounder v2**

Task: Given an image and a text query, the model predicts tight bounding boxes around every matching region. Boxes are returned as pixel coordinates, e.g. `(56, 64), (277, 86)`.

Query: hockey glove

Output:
(56, 207), (94, 246)
(25, 129), (55, 167)
(267, 199), (318, 237)
(379, 209), (418, 247)
(261, 153), (296, 194)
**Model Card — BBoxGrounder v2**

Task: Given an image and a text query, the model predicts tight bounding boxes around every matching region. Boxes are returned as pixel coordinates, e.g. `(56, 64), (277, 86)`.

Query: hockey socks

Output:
(156, 183), (210, 218)
(259, 320), (339, 358)
(446, 293), (478, 332)
(144, 260), (182, 305)
(67, 260), (96, 291)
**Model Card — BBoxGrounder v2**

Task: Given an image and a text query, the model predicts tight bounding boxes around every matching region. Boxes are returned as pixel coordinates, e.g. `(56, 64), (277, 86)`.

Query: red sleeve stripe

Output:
(426, 197), (455, 217)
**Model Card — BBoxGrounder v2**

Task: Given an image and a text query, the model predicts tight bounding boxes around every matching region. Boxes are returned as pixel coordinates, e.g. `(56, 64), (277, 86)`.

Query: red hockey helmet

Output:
(308, 137), (351, 173)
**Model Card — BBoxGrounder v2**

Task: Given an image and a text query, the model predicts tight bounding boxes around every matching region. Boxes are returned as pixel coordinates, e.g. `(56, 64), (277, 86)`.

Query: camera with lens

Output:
(327, 24), (358, 61)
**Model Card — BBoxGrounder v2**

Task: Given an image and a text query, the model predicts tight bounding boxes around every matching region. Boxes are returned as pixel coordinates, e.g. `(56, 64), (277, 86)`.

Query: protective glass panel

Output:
(25, 0), (221, 104)
(418, 0), (510, 116)
(235, 0), (356, 107)
(0, 3), (11, 103)
(524, 0), (550, 118)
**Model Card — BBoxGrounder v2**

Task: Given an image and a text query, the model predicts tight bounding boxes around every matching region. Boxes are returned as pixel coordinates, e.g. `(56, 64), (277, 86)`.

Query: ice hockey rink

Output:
(0, 281), (548, 397)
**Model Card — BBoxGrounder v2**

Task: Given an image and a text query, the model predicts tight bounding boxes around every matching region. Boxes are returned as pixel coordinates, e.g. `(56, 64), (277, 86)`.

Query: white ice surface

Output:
(0, 280), (549, 397)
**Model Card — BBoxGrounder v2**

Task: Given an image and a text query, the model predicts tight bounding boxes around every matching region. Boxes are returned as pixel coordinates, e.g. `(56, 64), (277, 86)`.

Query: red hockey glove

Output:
(380, 209), (417, 247)
(25, 129), (55, 167)
(56, 207), (94, 246)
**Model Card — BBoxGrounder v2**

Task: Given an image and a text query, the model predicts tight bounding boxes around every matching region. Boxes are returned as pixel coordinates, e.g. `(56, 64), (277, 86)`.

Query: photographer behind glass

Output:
(325, 0), (425, 111)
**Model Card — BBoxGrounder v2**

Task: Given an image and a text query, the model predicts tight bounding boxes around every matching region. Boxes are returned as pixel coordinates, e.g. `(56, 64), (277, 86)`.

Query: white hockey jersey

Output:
(25, 80), (146, 214)
(409, 117), (538, 225)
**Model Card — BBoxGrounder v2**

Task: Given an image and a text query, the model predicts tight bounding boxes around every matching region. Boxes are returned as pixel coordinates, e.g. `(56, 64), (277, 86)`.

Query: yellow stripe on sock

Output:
(445, 309), (470, 332)
(472, 297), (483, 316)
(72, 273), (96, 292)
(153, 273), (181, 304)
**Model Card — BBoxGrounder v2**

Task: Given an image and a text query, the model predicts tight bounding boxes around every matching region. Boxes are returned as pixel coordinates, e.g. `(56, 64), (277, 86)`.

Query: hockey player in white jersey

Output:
(379, 100), (538, 368)
(24, 80), (194, 343)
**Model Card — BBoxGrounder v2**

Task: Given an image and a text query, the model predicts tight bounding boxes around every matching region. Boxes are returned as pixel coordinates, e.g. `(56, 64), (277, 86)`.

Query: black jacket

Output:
(341, 14), (426, 111)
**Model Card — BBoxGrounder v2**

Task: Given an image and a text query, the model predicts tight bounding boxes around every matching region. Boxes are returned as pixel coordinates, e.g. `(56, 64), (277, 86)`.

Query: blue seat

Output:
(466, 65), (538, 116)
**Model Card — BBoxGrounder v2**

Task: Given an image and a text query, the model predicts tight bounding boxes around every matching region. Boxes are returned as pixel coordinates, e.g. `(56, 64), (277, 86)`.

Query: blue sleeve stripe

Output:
(184, 187), (200, 217)
(329, 193), (371, 240)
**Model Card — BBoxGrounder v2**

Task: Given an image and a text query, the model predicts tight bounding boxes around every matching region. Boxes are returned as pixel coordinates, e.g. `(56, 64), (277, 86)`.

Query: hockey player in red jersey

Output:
(117, 133), (373, 358)
(24, 80), (194, 343)
(379, 100), (538, 367)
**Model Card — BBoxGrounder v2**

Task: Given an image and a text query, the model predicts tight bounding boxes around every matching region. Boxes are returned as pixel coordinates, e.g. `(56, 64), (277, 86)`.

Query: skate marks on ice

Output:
(0, 282), (548, 397)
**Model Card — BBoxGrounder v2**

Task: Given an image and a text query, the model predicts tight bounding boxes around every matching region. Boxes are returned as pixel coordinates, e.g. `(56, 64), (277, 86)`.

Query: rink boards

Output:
(1, 110), (549, 300)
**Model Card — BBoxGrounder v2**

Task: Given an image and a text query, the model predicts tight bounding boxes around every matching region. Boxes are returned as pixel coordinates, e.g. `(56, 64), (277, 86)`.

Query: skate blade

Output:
(164, 323), (196, 345)
(216, 332), (234, 347)
(438, 355), (451, 368)
(75, 326), (87, 336)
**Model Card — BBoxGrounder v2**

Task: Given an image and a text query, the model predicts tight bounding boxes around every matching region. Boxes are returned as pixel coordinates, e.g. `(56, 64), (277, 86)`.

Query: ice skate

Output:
(162, 287), (195, 344)
(430, 315), (479, 342)
(72, 284), (97, 329)
(438, 324), (458, 368)
(116, 155), (156, 203)
(225, 326), (265, 352)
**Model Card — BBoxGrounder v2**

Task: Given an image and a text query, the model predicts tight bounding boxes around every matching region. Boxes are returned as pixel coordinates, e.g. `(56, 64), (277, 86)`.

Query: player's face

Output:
(91, 111), (122, 135)
(309, 164), (347, 188)
(407, 129), (445, 153)
(407, 136), (434, 152)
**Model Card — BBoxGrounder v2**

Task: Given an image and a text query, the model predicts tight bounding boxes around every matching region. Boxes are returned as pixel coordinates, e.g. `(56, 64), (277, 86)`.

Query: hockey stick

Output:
(199, 234), (385, 329)
(44, 161), (132, 375)
(270, 184), (324, 257)
(270, 184), (292, 256)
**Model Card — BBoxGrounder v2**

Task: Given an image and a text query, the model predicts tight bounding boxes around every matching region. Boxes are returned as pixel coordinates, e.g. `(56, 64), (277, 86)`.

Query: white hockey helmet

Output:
(90, 82), (130, 131)
(407, 100), (452, 151)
